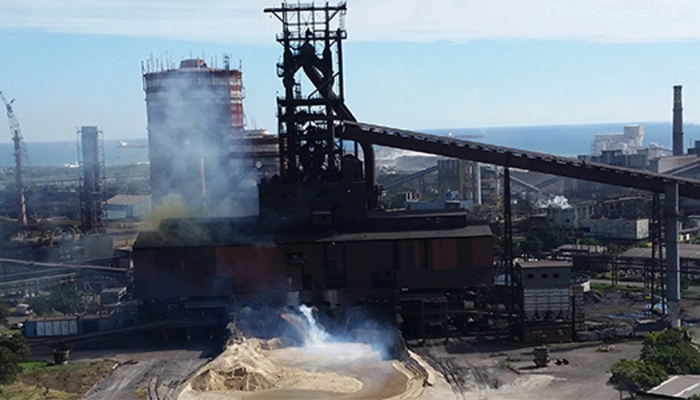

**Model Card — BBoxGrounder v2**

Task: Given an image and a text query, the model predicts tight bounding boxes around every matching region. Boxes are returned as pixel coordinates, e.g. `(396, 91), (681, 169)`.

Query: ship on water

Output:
(118, 140), (147, 149)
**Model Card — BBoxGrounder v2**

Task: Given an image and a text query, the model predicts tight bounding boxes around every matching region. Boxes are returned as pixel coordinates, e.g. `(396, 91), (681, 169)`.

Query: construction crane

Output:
(0, 91), (28, 231)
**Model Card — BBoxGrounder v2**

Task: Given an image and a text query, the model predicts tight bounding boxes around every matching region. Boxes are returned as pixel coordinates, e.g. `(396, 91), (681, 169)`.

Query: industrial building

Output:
(436, 158), (481, 205)
(582, 217), (649, 241)
(591, 125), (645, 156)
(105, 194), (151, 220)
(143, 58), (245, 215)
(131, 3), (499, 346)
(546, 201), (596, 230)
(516, 260), (581, 343)
(127, 3), (700, 349)
(640, 375), (700, 399)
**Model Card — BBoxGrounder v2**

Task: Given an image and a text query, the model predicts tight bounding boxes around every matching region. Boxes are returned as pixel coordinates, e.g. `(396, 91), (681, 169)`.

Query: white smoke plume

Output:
(144, 58), (259, 218)
(540, 195), (571, 209)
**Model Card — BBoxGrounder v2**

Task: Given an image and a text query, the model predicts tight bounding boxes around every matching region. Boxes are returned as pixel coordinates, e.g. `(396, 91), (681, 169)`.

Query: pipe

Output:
(475, 162), (482, 205)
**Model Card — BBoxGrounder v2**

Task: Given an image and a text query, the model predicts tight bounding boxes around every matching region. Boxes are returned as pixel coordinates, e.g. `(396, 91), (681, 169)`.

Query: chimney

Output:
(673, 85), (684, 156)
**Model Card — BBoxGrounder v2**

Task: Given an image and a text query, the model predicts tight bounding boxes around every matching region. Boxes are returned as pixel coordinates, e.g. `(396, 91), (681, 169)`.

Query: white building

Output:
(582, 218), (649, 240)
(546, 201), (595, 229)
(106, 194), (151, 220)
(591, 125), (645, 156)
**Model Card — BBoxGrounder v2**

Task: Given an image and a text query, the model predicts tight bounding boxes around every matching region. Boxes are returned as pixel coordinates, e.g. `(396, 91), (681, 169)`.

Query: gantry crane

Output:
(0, 91), (28, 230)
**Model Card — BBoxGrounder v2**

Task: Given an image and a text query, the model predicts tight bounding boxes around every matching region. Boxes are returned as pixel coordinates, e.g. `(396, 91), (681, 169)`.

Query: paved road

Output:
(78, 348), (212, 400)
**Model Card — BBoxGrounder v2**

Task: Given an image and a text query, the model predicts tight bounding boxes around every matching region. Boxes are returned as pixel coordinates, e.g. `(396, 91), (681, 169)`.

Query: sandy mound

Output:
(190, 367), (276, 392)
(190, 339), (286, 392)
(181, 339), (362, 399)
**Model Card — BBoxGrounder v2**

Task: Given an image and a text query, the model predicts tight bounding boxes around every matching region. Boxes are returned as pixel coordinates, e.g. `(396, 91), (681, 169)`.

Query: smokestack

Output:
(673, 85), (684, 156)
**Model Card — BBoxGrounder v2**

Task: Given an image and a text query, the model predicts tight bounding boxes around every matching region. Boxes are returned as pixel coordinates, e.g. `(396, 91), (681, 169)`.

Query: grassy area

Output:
(0, 359), (115, 400)
(590, 282), (648, 294)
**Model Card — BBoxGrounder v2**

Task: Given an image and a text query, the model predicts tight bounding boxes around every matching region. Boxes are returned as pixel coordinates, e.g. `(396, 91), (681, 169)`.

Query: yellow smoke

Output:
(146, 194), (191, 230)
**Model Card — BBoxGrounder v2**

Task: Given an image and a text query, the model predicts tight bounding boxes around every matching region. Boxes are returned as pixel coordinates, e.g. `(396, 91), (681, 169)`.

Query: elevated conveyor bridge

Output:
(341, 120), (693, 329)
(341, 121), (700, 199)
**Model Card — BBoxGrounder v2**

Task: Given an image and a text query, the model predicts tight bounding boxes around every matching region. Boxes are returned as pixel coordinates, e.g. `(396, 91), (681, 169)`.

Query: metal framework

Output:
(649, 193), (665, 312)
(264, 2), (352, 184)
(77, 126), (105, 233)
(0, 91), (28, 230)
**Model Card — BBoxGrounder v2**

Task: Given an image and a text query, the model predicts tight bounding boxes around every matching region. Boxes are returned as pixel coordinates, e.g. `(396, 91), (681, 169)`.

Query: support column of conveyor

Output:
(504, 167), (515, 335)
(474, 162), (482, 205)
(665, 182), (681, 328)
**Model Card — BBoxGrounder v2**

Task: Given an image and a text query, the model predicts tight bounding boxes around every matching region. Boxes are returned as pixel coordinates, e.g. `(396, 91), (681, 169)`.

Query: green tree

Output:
(0, 333), (31, 361)
(48, 285), (83, 315)
(535, 227), (571, 251)
(0, 347), (22, 385)
(610, 358), (667, 392)
(520, 235), (544, 256)
(28, 285), (83, 316)
(0, 301), (9, 325)
(610, 328), (700, 395)
(0, 333), (31, 385)
(641, 329), (700, 374)
(580, 237), (600, 246)
(26, 296), (52, 316)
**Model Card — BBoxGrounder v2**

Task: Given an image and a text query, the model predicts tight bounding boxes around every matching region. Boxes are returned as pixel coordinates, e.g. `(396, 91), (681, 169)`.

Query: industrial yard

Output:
(4, 2), (700, 400)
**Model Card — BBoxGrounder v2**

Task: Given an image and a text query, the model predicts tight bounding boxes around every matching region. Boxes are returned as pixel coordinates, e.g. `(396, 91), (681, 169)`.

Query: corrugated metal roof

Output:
(319, 225), (491, 243)
(134, 220), (492, 249)
(647, 375), (700, 399)
(517, 260), (572, 269)
(621, 243), (700, 261)
(106, 194), (149, 206)
(27, 315), (79, 322)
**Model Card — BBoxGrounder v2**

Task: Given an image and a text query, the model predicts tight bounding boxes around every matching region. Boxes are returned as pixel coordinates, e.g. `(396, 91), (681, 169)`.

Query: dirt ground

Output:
(171, 334), (641, 400)
(412, 338), (641, 400)
(66, 286), (700, 400)
(177, 339), (454, 400)
(73, 346), (215, 400)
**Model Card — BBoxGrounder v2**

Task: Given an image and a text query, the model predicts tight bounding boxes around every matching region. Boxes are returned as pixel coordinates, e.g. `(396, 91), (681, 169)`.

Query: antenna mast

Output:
(0, 91), (28, 231)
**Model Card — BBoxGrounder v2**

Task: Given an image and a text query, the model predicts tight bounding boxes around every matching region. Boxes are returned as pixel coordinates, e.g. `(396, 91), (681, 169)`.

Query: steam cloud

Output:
(144, 59), (259, 218)
(540, 195), (571, 209)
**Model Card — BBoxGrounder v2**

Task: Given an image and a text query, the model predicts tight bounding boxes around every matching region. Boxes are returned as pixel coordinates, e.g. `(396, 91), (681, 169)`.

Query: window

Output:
(553, 273), (560, 278)
(527, 274), (534, 279)
(541, 273), (548, 278)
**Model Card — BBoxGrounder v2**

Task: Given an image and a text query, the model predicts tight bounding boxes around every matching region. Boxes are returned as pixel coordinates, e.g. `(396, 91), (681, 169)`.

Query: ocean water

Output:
(5, 122), (698, 168)
(425, 121), (700, 158)
(0, 138), (150, 168)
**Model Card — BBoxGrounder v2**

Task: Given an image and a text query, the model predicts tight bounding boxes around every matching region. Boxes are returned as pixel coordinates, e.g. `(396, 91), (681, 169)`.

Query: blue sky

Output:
(1, 1), (700, 142)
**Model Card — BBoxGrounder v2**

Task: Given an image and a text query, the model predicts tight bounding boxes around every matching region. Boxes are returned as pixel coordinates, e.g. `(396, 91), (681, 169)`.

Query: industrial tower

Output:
(0, 91), (28, 230)
(142, 58), (244, 215)
(78, 126), (105, 233)
(261, 2), (378, 228)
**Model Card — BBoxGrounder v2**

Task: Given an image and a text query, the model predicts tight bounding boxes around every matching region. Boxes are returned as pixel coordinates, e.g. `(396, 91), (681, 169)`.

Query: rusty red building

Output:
(133, 215), (493, 303)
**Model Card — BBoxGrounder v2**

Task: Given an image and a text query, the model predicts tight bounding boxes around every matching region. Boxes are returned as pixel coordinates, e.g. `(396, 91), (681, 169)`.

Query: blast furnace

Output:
(133, 2), (494, 343)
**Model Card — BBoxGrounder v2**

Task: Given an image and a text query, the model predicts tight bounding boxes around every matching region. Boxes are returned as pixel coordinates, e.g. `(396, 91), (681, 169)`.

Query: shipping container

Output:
(25, 317), (79, 338)
(523, 323), (573, 343)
